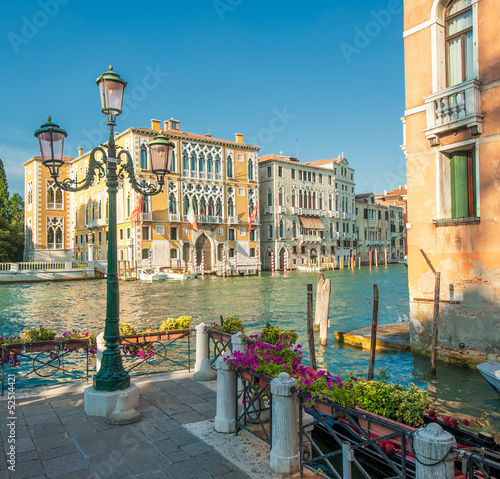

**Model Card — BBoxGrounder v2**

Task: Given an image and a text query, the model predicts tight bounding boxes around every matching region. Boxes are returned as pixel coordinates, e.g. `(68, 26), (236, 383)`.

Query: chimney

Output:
(235, 133), (244, 144)
(168, 118), (180, 130)
(384, 190), (388, 195)
(78, 147), (83, 157)
(151, 119), (160, 131)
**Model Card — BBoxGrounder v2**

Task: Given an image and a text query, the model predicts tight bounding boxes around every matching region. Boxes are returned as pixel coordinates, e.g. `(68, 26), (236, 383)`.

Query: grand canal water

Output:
(1, 264), (498, 432)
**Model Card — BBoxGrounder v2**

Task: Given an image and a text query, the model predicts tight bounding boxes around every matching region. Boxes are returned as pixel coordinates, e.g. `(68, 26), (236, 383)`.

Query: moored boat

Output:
(477, 361), (500, 394)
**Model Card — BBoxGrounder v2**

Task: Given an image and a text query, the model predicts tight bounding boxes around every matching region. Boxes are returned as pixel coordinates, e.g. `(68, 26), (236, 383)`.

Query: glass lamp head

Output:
(96, 65), (127, 119)
(34, 116), (68, 176)
(148, 133), (175, 179)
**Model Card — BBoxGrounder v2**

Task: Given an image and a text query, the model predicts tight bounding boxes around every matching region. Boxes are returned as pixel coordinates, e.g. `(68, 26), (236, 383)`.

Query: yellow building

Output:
(23, 157), (72, 261)
(25, 119), (260, 273)
(403, 0), (500, 363)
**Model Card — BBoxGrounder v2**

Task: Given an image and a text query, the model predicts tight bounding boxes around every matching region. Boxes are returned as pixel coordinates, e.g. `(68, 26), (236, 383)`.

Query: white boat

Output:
(138, 268), (197, 281)
(477, 361), (500, 394)
(296, 265), (325, 272)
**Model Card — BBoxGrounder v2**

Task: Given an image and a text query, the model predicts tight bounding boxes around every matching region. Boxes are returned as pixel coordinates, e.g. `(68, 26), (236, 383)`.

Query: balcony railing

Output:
(182, 170), (223, 181)
(300, 234), (322, 243)
(423, 78), (483, 146)
(140, 212), (153, 222)
(277, 206), (287, 213)
(228, 216), (238, 224)
(183, 215), (224, 224)
(87, 218), (108, 228)
(169, 213), (180, 222)
(264, 206), (273, 214)
(47, 202), (63, 210)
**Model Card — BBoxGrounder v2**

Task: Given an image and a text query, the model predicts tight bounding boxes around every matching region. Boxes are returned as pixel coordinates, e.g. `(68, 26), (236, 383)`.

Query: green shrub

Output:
(260, 322), (298, 345)
(21, 326), (56, 342)
(160, 316), (192, 331)
(210, 316), (245, 334)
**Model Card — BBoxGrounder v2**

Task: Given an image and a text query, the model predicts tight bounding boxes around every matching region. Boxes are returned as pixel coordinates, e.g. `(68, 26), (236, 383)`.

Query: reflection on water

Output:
(0, 265), (498, 433)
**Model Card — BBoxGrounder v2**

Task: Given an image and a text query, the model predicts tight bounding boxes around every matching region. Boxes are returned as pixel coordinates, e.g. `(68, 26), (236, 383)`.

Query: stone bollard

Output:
(193, 358), (216, 381)
(413, 423), (456, 479)
(214, 352), (236, 433)
(195, 322), (209, 373)
(269, 373), (299, 475)
(231, 331), (245, 354)
(95, 332), (105, 372)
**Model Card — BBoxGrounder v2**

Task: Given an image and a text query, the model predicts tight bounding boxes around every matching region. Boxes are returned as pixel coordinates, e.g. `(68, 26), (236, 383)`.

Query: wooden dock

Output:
(334, 322), (410, 351)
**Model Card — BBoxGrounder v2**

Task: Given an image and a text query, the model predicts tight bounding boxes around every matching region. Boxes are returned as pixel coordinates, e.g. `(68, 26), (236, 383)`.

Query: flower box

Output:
(24, 341), (57, 352)
(313, 397), (340, 416)
(355, 407), (416, 446)
(3, 344), (23, 353)
(209, 330), (232, 342)
(63, 339), (87, 350)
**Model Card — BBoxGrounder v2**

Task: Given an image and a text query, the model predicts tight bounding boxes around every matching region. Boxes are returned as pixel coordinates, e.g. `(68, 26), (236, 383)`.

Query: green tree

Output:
(0, 160), (24, 262)
(0, 158), (8, 218)
(8, 193), (24, 224)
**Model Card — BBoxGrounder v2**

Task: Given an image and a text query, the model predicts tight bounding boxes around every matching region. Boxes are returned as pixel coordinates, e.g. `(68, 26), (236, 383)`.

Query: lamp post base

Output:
(84, 383), (139, 418)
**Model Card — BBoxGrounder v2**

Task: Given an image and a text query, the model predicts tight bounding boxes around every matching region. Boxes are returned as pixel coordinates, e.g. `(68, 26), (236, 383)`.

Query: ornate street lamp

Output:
(34, 66), (174, 392)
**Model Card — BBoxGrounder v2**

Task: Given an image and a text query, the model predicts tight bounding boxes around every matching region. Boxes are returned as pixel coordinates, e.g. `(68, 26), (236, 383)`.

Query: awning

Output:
(299, 216), (325, 230)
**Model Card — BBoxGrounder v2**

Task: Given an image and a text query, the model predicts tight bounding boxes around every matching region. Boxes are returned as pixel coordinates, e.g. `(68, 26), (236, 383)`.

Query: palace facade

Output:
(258, 154), (357, 269)
(403, 0), (500, 361)
(24, 119), (260, 273)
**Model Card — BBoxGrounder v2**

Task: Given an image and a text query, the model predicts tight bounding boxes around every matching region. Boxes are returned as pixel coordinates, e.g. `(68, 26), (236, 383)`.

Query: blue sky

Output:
(0, 0), (406, 198)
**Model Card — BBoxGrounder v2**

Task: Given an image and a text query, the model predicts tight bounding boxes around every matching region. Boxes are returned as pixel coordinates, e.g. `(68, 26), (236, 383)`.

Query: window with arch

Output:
(47, 217), (63, 249)
(27, 181), (33, 205)
(446, 0), (473, 87)
(169, 193), (177, 214)
(292, 221), (297, 238)
(227, 197), (235, 217)
(248, 158), (254, 180)
(278, 188), (283, 207)
(182, 152), (189, 172)
(191, 153), (196, 172)
(47, 180), (63, 209)
(299, 191), (303, 208)
(139, 144), (148, 169)
(268, 224), (273, 239)
(215, 155), (221, 176)
(207, 154), (213, 175)
(170, 151), (176, 173)
(291, 190), (296, 207)
(279, 219), (284, 238)
(249, 248), (256, 257)
(226, 155), (234, 178)
(267, 188), (272, 207)
(126, 194), (131, 218)
(199, 154), (205, 174)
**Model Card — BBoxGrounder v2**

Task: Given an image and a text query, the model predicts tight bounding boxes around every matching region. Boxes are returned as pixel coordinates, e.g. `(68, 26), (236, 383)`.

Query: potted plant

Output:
(247, 322), (299, 345)
(22, 326), (57, 352)
(159, 316), (192, 339)
(208, 316), (244, 341)
(56, 329), (93, 350)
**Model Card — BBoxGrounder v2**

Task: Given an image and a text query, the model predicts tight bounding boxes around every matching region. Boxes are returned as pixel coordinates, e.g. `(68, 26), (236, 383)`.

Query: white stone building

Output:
(258, 154), (357, 270)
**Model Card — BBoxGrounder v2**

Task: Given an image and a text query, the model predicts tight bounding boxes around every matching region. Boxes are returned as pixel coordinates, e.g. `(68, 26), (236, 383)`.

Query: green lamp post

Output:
(34, 66), (175, 392)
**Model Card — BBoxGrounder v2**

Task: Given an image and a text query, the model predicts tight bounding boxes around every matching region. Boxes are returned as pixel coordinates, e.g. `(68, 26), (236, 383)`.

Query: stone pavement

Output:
(0, 371), (255, 479)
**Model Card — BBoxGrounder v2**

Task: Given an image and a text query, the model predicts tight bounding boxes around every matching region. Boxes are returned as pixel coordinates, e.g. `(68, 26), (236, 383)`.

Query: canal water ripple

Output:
(0, 264), (498, 432)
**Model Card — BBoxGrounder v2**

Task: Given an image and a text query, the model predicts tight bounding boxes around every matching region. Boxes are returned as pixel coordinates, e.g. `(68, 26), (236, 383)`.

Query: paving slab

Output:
(0, 371), (257, 479)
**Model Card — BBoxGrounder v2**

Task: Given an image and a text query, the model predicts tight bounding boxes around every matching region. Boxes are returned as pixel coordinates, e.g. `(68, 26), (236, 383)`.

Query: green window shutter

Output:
(451, 152), (468, 218)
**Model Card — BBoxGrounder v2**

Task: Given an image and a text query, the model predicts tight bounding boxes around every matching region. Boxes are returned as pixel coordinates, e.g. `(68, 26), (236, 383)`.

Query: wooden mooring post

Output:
(367, 284), (379, 380)
(420, 249), (441, 374)
(314, 274), (331, 345)
(306, 284), (317, 370)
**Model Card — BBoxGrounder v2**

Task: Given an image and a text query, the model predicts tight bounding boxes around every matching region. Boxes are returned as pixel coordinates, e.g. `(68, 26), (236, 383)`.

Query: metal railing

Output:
(297, 392), (413, 479)
(119, 329), (192, 376)
(1, 339), (91, 395)
(235, 370), (272, 446)
(207, 330), (233, 368)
